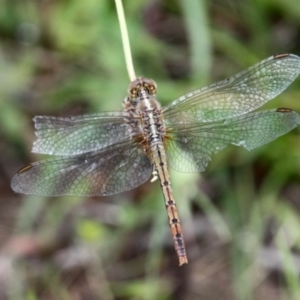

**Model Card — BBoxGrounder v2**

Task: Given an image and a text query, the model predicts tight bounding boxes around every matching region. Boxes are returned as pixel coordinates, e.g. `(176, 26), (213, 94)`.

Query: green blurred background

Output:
(1, 0), (300, 299)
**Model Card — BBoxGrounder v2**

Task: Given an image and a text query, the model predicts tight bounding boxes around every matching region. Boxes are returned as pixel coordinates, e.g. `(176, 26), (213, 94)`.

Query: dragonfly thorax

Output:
(122, 77), (164, 144)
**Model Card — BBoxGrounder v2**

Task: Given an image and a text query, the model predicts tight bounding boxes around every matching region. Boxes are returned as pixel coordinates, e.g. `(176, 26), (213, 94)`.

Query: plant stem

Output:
(115, 0), (136, 81)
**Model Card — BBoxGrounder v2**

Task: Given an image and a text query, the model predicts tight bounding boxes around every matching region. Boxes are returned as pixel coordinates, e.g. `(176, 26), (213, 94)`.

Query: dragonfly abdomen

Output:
(151, 142), (188, 265)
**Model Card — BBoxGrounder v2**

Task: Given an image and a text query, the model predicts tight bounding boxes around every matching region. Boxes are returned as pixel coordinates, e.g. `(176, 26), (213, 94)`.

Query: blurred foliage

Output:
(1, 0), (300, 300)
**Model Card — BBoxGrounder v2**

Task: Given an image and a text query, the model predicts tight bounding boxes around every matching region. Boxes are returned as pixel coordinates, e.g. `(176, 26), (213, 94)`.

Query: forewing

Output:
(166, 109), (300, 172)
(33, 112), (132, 155)
(11, 141), (152, 196)
(163, 54), (300, 123)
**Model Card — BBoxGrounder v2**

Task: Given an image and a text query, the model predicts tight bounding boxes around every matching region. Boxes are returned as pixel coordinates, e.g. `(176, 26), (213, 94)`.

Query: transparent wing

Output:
(163, 54), (300, 123)
(11, 141), (152, 196)
(33, 112), (132, 156)
(166, 109), (300, 172)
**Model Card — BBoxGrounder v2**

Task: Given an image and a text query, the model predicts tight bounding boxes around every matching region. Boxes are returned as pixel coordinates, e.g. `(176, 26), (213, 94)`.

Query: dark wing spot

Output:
(276, 108), (292, 113)
(17, 164), (33, 174)
(274, 53), (289, 59)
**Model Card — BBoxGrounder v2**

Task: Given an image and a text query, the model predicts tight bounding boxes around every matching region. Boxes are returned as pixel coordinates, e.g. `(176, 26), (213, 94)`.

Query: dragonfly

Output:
(11, 53), (300, 266)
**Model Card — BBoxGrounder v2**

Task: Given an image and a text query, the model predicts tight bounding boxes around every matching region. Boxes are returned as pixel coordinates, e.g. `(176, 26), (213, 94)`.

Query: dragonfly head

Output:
(128, 77), (157, 103)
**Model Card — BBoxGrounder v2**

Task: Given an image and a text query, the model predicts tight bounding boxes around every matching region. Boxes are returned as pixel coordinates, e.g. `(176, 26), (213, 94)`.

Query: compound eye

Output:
(128, 78), (142, 94)
(141, 78), (157, 94)
(142, 82), (156, 95)
(148, 84), (156, 94)
(130, 87), (137, 98)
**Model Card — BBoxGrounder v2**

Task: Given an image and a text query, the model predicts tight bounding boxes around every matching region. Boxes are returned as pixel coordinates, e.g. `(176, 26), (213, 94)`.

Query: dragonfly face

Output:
(127, 77), (157, 101)
(11, 53), (300, 266)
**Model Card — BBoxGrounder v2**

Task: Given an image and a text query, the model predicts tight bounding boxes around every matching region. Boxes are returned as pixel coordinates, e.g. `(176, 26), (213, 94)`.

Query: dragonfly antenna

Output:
(115, 0), (136, 81)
